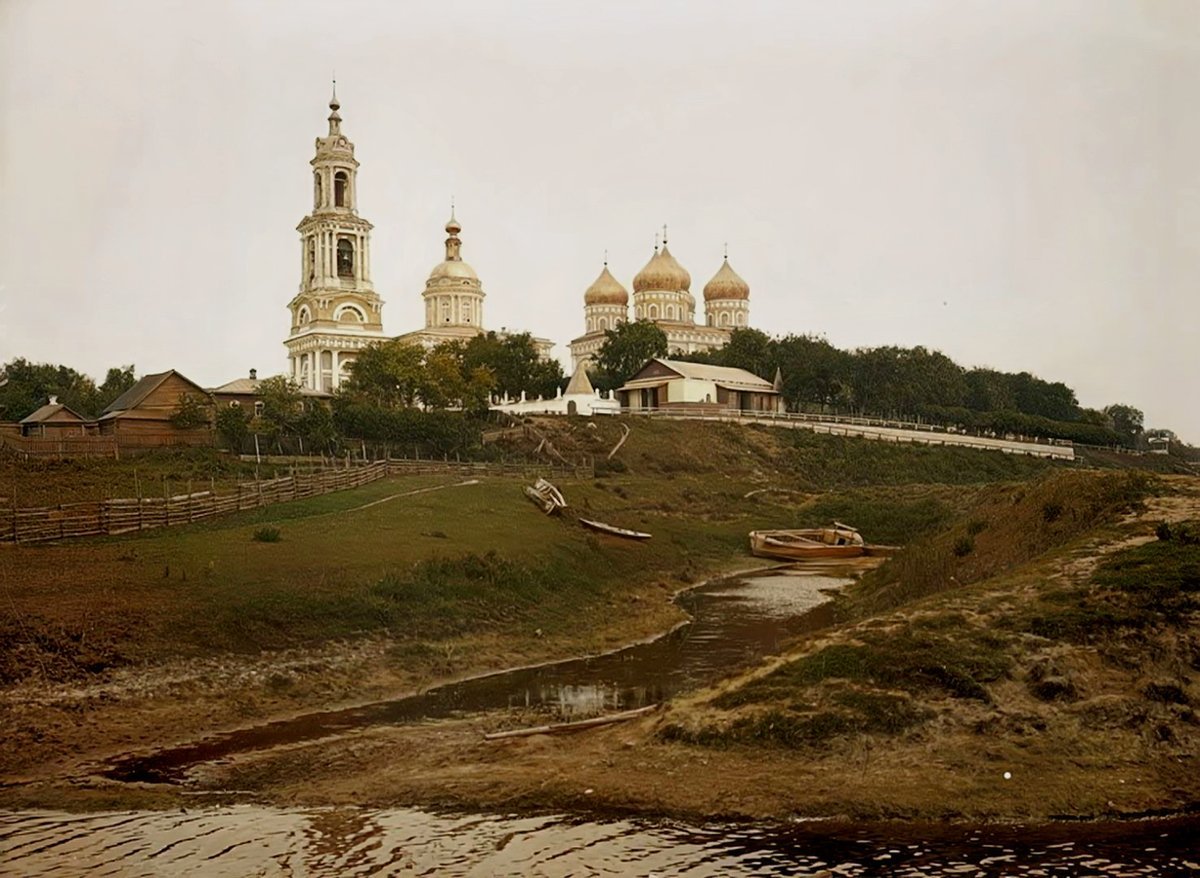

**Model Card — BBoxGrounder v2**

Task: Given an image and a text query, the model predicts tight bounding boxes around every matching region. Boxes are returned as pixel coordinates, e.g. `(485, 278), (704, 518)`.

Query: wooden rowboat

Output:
(523, 478), (568, 515)
(579, 518), (652, 541)
(749, 524), (866, 561)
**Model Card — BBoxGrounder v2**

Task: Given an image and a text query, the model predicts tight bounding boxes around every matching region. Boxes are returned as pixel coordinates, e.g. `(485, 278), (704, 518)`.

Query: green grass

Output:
(711, 625), (1011, 708)
(0, 471), (808, 682)
(782, 430), (1059, 488)
(1014, 527), (1200, 647)
(846, 469), (1154, 616)
(661, 688), (934, 749)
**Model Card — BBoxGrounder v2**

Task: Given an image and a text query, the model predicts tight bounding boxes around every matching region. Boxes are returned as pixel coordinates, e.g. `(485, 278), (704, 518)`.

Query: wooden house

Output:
(210, 369), (332, 417)
(98, 370), (214, 447)
(617, 359), (783, 413)
(18, 398), (92, 438)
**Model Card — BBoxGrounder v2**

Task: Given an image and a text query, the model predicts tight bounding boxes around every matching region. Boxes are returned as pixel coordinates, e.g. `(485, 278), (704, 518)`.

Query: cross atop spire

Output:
(327, 77), (342, 134)
(723, 241), (729, 260)
(662, 223), (669, 247)
(603, 248), (608, 267)
(653, 232), (660, 253)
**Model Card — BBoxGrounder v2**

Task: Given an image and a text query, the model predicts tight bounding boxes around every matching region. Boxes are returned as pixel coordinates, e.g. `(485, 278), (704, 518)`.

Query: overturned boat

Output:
(524, 478), (568, 515)
(748, 523), (866, 561)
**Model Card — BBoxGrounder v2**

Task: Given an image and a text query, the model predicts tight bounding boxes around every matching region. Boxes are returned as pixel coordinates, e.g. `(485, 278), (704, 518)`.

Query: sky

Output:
(1, 0), (1197, 439)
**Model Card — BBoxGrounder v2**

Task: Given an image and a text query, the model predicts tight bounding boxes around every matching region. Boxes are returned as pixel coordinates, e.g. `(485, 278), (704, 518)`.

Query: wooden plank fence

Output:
(2, 458), (590, 545)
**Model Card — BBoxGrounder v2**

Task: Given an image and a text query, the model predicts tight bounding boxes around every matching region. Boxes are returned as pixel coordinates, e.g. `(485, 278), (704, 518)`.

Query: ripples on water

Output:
(2, 807), (1198, 877)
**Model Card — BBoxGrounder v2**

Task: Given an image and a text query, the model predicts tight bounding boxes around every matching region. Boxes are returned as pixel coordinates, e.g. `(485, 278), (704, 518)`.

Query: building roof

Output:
(210, 377), (332, 398)
(19, 402), (89, 425)
(584, 264), (629, 306)
(101, 370), (211, 416)
(632, 243), (691, 293)
(619, 358), (778, 394)
(564, 363), (595, 396)
(703, 257), (750, 302)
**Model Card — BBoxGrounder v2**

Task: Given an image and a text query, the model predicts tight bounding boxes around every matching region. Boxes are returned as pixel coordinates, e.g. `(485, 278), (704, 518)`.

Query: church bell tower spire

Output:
(284, 86), (387, 392)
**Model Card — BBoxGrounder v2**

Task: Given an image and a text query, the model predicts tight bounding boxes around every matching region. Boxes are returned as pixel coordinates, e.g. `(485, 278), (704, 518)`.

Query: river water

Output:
(3, 564), (1197, 876)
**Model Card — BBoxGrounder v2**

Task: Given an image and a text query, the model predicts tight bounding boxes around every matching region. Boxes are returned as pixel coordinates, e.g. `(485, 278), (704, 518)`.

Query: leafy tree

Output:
(97, 365), (136, 409)
(297, 402), (337, 451)
(456, 332), (562, 401)
(592, 320), (668, 391)
(169, 392), (211, 429)
(419, 348), (468, 410)
(215, 404), (250, 450)
(716, 328), (776, 380)
(773, 334), (852, 411)
(965, 368), (1017, 412)
(256, 376), (303, 439)
(1104, 403), (1144, 447)
(341, 341), (426, 407)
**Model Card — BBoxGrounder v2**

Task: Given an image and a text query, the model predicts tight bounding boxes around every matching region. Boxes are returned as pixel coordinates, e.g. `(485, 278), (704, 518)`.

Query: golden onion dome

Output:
(428, 259), (479, 282)
(584, 264), (628, 306)
(632, 243), (691, 293)
(427, 208), (478, 283)
(703, 257), (750, 301)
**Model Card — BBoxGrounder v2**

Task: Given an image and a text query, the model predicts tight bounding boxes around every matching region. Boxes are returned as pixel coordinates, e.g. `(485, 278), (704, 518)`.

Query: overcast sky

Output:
(1, 0), (1196, 438)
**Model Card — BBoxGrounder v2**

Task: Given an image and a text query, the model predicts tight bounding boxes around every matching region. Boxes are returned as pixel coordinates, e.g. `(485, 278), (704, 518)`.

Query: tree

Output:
(341, 341), (426, 407)
(169, 392), (211, 429)
(1104, 403), (1144, 447)
(773, 334), (852, 411)
(716, 328), (776, 380)
(97, 365), (136, 410)
(0, 358), (98, 419)
(456, 332), (563, 401)
(256, 376), (303, 439)
(215, 404), (250, 450)
(592, 320), (668, 391)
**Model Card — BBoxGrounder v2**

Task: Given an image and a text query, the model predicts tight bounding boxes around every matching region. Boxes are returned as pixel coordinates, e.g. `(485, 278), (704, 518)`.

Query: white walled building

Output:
(394, 210), (554, 358)
(284, 87), (388, 392)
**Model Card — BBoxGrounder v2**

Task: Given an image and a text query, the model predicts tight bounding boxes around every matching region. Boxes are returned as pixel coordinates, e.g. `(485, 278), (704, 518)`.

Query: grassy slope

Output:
(654, 470), (1200, 817)
(0, 420), (1060, 687)
(5, 418), (1190, 816)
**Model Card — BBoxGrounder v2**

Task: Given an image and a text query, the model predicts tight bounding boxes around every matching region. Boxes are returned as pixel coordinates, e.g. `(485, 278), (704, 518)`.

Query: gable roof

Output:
(101, 370), (210, 415)
(19, 402), (89, 425)
(209, 377), (331, 398)
(624, 358), (776, 393)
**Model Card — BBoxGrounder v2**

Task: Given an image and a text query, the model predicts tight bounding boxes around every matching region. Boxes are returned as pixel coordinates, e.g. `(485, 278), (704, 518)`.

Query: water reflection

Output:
(2, 806), (1196, 877)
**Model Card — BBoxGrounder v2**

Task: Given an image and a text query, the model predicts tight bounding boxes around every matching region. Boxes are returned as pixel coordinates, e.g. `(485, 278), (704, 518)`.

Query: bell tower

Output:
(285, 83), (387, 391)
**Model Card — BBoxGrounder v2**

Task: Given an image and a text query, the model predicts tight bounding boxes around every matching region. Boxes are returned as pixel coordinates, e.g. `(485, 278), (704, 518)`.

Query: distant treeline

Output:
(676, 329), (1148, 448)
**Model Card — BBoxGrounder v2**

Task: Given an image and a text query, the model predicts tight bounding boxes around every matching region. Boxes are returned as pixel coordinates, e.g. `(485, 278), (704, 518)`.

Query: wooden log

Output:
(482, 704), (660, 741)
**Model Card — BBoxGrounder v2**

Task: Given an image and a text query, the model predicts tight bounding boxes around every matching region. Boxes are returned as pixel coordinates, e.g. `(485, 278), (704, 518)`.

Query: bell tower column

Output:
(285, 82), (387, 385)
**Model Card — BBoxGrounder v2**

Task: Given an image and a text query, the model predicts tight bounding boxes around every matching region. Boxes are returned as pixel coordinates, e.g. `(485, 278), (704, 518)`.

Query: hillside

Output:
(0, 418), (1194, 819)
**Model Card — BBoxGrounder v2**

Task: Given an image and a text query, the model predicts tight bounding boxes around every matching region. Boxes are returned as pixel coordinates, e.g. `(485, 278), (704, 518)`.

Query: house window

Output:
(229, 400), (240, 408)
(254, 401), (264, 417)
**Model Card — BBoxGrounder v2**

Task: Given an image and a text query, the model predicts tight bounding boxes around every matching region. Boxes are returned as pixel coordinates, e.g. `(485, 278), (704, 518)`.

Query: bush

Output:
(252, 526), (282, 543)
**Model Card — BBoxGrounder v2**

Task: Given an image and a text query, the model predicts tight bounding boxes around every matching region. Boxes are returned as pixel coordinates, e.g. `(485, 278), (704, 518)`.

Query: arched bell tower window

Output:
(334, 171), (348, 208)
(314, 172), (323, 209)
(337, 238), (354, 278)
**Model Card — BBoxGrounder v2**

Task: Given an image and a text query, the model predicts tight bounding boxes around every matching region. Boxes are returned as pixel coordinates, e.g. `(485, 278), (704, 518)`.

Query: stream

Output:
(3, 563), (1197, 875)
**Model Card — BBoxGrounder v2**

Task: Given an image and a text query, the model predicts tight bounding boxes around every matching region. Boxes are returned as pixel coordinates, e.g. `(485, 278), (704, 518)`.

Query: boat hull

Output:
(580, 518), (652, 541)
(748, 527), (867, 561)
